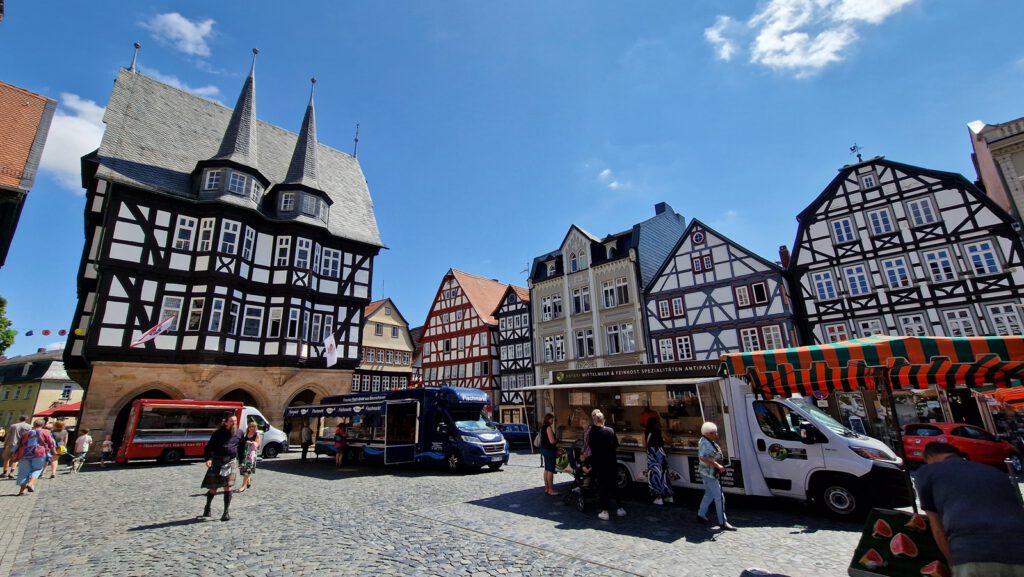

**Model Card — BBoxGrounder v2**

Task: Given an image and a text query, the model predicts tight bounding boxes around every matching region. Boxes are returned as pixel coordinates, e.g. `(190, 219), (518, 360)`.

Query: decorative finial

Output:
(249, 48), (259, 75)
(849, 142), (864, 163)
(129, 42), (142, 73)
(353, 123), (360, 158)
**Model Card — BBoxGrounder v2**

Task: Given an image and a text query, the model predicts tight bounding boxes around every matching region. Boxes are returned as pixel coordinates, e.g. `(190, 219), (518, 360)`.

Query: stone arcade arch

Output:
(111, 388), (173, 451)
(218, 388), (262, 410)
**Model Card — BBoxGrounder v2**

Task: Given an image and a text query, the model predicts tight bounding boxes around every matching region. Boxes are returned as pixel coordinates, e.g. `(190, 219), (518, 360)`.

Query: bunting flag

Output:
(130, 315), (177, 348)
(16, 328), (77, 337)
(25, 330), (33, 336)
(323, 332), (338, 367)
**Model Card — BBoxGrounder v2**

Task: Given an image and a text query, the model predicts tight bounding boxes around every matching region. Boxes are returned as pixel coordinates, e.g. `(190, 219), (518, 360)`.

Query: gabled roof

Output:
(93, 69), (382, 247)
(489, 284), (530, 318)
(0, 349), (67, 384)
(450, 269), (509, 326)
(648, 217), (782, 292)
(364, 297), (409, 326)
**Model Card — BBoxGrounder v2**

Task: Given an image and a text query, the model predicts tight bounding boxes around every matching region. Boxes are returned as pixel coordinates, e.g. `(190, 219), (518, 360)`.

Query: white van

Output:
(241, 406), (289, 458)
(531, 375), (912, 518)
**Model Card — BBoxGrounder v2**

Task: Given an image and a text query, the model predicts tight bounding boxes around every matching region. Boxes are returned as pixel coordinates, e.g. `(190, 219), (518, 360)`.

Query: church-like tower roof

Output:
(283, 79), (320, 190)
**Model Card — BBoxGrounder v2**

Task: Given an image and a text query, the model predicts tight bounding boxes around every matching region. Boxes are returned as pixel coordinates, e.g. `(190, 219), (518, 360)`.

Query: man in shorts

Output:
(3, 416), (31, 479)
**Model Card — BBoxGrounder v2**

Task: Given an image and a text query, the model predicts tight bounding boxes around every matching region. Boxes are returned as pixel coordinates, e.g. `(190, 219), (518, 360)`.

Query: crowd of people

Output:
(1, 415), (108, 496)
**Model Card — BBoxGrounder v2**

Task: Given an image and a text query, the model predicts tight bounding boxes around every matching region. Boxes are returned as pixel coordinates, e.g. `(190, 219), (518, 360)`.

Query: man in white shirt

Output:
(69, 428), (93, 471)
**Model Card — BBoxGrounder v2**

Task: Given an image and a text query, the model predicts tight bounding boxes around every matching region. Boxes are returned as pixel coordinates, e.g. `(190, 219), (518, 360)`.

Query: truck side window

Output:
(752, 401), (802, 441)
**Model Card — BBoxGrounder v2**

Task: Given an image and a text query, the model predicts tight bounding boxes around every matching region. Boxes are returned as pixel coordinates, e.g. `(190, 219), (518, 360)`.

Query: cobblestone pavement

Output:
(0, 451), (873, 577)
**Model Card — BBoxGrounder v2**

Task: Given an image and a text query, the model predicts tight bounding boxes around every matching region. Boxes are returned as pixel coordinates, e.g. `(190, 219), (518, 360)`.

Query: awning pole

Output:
(878, 367), (918, 514)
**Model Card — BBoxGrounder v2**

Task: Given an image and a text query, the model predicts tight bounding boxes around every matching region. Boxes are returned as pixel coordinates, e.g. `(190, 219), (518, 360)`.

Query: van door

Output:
(384, 400), (419, 464)
(748, 400), (825, 499)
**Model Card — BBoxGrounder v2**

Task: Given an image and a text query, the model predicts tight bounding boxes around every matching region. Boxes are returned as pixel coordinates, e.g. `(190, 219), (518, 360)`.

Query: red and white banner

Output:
(130, 315), (177, 348)
(323, 332), (338, 367)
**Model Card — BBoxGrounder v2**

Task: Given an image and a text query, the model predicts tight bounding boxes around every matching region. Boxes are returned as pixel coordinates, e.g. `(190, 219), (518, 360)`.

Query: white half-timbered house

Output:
(529, 203), (687, 395)
(420, 269), (508, 409)
(645, 219), (798, 362)
(63, 58), (382, 444)
(790, 157), (1024, 344)
(493, 285), (534, 424)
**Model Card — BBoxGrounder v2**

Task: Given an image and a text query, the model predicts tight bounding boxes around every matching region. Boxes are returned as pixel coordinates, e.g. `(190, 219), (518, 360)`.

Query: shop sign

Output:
(553, 360), (720, 385)
(688, 457), (745, 488)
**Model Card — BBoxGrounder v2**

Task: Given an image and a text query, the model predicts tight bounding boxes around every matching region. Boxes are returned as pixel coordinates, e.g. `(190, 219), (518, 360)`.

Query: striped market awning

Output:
(721, 335), (1024, 397)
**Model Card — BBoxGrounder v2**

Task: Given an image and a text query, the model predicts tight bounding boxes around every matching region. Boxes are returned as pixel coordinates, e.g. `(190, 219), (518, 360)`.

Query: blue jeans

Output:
(698, 474), (726, 525)
(16, 457), (46, 486)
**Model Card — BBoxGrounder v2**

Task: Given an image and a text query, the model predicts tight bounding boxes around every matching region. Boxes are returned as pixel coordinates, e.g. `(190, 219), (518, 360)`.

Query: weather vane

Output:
(849, 143), (864, 163)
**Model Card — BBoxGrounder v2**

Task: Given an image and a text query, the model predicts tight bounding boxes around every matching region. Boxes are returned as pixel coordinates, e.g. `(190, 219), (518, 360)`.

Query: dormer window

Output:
(227, 172), (247, 195)
(280, 192), (296, 212)
(546, 261), (555, 276)
(570, 253), (579, 273)
(606, 244), (617, 259)
(318, 200), (329, 222)
(301, 194), (318, 216)
(250, 181), (264, 202)
(204, 169), (223, 190)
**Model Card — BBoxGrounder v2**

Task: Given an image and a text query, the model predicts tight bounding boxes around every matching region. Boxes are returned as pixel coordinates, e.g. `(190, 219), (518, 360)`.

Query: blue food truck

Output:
(284, 386), (509, 471)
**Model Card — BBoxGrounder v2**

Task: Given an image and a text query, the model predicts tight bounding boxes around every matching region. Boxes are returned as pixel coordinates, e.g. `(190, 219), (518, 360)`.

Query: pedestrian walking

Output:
(645, 416), (674, 505)
(201, 415), (243, 521)
(13, 419), (55, 496)
(2, 416), (31, 479)
(100, 434), (114, 466)
(588, 409), (625, 521)
(69, 428), (92, 472)
(538, 413), (558, 495)
(300, 422), (313, 463)
(333, 422), (347, 468)
(49, 421), (69, 479)
(696, 421), (735, 531)
(237, 420), (260, 493)
(917, 442), (1024, 576)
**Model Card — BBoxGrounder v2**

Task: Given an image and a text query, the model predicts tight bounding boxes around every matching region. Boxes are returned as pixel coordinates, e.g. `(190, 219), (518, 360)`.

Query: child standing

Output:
(70, 428), (92, 472)
(100, 434), (113, 466)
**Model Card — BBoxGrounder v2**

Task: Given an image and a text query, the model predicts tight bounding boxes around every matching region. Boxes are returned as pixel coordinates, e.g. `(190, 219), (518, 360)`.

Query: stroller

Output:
(561, 440), (600, 512)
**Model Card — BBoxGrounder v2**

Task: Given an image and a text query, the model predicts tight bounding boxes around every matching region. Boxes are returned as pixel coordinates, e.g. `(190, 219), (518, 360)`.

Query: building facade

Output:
(0, 81), (55, 268)
(419, 269), (507, 410)
(529, 203), (687, 390)
(351, 298), (414, 393)
(645, 219), (798, 362)
(969, 117), (1024, 224)
(63, 60), (382, 445)
(790, 157), (1024, 344)
(493, 285), (534, 424)
(0, 349), (83, 427)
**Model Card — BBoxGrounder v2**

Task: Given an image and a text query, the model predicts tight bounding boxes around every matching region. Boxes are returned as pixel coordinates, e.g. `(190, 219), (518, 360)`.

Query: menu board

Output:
(687, 457), (744, 489)
(848, 508), (949, 577)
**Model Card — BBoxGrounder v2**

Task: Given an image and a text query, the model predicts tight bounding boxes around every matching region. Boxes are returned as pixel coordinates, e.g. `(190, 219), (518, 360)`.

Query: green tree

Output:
(0, 296), (15, 356)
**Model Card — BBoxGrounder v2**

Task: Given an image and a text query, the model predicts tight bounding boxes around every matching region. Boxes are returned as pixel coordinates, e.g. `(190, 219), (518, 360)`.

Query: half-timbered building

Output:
(645, 218), (798, 362)
(493, 285), (534, 424)
(790, 156), (1024, 344)
(419, 269), (508, 410)
(529, 203), (686, 394)
(63, 58), (383, 443)
(351, 298), (414, 393)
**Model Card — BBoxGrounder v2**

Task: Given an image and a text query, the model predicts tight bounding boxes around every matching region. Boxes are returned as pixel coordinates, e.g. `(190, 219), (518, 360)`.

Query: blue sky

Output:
(1, 1), (1022, 357)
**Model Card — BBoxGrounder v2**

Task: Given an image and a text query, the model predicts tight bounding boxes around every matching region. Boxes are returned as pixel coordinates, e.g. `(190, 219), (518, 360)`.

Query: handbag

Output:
(533, 432), (542, 448)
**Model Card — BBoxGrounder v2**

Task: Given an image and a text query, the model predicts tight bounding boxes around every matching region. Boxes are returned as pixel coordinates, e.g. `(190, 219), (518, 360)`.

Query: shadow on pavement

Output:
(255, 453), (506, 481)
(127, 517), (207, 531)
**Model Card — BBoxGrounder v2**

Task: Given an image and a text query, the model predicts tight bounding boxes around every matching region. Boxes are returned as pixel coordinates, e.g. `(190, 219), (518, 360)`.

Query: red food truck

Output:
(116, 399), (243, 464)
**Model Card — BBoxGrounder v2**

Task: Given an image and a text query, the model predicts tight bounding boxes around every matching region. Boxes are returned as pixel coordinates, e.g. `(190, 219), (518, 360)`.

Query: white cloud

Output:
(704, 16), (740, 62)
(44, 341), (66, 352)
(140, 67), (221, 100)
(597, 168), (629, 190)
(39, 93), (105, 193)
(707, 0), (916, 76)
(141, 12), (215, 57)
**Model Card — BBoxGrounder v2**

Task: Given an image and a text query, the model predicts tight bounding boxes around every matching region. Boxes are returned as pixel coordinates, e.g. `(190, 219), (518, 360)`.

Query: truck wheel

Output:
(446, 451), (462, 472)
(262, 444), (280, 459)
(161, 449), (183, 464)
(816, 477), (864, 519)
(616, 464), (631, 490)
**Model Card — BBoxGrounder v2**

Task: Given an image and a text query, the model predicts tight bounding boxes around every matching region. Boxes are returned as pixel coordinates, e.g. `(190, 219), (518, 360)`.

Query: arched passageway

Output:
(111, 389), (172, 451)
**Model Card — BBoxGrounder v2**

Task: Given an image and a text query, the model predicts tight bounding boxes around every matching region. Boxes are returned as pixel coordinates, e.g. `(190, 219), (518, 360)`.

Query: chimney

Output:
(36, 348), (47, 353)
(778, 245), (791, 268)
(654, 202), (669, 215)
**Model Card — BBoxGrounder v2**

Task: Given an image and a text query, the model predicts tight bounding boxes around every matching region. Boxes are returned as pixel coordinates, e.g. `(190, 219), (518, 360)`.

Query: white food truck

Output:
(525, 360), (913, 518)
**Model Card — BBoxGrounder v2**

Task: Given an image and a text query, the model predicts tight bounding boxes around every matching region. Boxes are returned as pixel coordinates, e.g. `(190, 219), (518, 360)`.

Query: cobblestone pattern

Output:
(2, 452), (872, 577)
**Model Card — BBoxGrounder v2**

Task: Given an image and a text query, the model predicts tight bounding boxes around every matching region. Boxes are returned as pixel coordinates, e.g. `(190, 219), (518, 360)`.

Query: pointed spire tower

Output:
(284, 78), (320, 189)
(193, 49), (269, 200)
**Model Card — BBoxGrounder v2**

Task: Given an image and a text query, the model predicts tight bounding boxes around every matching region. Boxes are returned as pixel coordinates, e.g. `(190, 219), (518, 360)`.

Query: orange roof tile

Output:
(451, 269), (511, 326)
(0, 81), (54, 191)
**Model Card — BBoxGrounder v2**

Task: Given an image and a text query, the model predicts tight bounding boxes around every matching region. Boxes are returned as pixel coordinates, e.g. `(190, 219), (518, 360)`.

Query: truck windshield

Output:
(448, 408), (494, 432)
(796, 398), (857, 437)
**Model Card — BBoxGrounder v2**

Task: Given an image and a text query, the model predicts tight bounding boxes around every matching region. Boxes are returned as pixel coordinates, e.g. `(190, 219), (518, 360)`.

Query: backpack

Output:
(19, 430), (41, 458)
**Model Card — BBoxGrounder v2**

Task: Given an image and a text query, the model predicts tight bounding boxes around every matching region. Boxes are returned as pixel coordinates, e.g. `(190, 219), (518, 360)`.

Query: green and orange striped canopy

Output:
(721, 335), (1024, 397)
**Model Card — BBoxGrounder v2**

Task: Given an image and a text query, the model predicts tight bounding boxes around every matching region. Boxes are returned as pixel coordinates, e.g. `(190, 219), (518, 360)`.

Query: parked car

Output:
(496, 423), (533, 448)
(903, 422), (1022, 472)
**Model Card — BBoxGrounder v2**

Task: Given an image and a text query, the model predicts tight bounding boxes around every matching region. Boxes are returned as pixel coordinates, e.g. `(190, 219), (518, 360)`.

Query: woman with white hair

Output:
(696, 421), (736, 530)
(588, 409), (626, 521)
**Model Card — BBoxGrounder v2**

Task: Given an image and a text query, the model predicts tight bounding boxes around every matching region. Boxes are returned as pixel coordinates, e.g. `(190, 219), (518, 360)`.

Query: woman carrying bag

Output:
(696, 421), (736, 531)
(538, 413), (559, 496)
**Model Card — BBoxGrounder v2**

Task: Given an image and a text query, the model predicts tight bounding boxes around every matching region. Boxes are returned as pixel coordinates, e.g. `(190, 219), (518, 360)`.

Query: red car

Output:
(903, 422), (1022, 472)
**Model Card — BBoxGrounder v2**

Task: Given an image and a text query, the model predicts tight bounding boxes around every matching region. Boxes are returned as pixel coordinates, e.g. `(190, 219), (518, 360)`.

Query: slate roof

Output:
(94, 69), (382, 248)
(283, 82), (320, 189)
(0, 349), (68, 384)
(212, 56), (259, 169)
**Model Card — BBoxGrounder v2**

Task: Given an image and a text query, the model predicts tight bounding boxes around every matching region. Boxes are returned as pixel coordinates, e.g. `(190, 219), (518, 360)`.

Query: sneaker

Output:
(664, 496), (674, 504)
(721, 523), (737, 531)
(598, 510), (610, 521)
(616, 508), (627, 517)
(653, 498), (664, 506)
